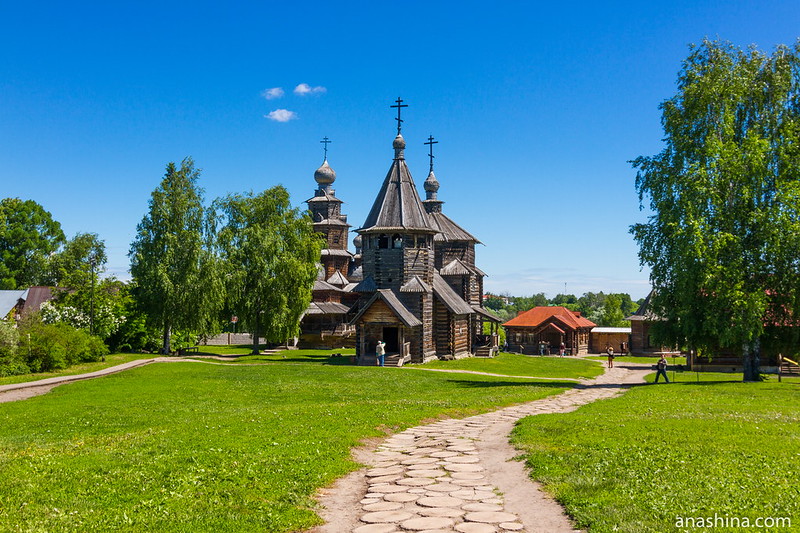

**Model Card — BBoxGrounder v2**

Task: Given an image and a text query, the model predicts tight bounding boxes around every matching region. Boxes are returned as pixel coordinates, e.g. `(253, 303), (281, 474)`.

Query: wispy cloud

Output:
(294, 83), (326, 96)
(265, 109), (297, 122)
(262, 87), (284, 100)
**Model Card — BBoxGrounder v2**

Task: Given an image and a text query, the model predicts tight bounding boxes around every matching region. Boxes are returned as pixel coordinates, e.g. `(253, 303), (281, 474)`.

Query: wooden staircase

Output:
(475, 346), (497, 358)
(357, 353), (406, 367)
(778, 354), (800, 382)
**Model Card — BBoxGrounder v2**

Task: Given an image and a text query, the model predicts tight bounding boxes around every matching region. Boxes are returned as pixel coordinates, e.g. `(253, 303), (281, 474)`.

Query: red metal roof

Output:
(503, 306), (596, 330)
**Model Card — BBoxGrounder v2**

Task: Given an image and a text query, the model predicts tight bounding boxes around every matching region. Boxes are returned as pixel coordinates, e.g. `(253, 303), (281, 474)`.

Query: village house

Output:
(503, 306), (595, 355)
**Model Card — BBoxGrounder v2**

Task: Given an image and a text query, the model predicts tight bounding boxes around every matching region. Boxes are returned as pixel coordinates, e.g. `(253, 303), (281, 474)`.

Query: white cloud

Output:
(265, 109), (297, 122)
(262, 87), (285, 100)
(294, 83), (326, 96)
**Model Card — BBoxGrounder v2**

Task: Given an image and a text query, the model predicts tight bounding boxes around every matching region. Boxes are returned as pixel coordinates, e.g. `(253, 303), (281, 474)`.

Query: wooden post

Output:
(778, 353), (782, 383)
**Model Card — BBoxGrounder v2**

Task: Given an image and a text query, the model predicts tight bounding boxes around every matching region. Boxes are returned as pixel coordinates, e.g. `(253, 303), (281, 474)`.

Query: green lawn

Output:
(512, 376), (800, 532)
(0, 360), (570, 532)
(422, 352), (604, 380)
(192, 348), (356, 365)
(0, 353), (153, 386)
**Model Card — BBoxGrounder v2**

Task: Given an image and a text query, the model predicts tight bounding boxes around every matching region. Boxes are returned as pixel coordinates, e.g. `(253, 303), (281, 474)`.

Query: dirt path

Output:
(312, 363), (651, 533)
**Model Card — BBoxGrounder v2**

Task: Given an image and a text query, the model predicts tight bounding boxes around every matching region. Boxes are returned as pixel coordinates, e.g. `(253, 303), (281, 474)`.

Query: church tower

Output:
(352, 100), (438, 362)
(306, 138), (351, 286)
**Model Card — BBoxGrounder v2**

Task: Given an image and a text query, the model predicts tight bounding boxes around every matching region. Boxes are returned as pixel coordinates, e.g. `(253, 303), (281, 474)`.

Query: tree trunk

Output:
(742, 337), (763, 382)
(252, 314), (260, 355)
(162, 322), (171, 355)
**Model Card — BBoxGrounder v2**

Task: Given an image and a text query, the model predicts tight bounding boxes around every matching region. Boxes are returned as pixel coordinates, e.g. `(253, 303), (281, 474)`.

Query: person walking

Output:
(654, 354), (670, 383)
(376, 340), (386, 367)
(606, 345), (615, 368)
(559, 342), (566, 357)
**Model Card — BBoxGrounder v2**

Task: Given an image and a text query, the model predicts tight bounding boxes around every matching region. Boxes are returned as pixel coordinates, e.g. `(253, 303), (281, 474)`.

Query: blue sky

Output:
(2, 1), (799, 301)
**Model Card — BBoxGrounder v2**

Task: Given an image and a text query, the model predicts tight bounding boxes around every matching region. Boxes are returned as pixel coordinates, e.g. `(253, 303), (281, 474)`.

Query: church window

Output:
(392, 234), (402, 248)
(378, 234), (389, 248)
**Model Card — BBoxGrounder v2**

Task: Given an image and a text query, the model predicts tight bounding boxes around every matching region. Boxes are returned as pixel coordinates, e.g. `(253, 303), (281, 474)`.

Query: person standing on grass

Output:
(655, 354), (670, 383)
(376, 340), (386, 367)
(606, 345), (615, 368)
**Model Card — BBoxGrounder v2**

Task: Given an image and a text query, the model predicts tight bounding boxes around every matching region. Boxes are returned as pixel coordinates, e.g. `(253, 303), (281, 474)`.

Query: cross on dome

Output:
(424, 135), (438, 172)
(390, 97), (408, 135)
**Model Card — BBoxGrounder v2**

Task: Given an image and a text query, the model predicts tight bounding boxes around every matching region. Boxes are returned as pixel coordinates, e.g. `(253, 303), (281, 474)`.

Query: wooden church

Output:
(348, 100), (501, 365)
(299, 100), (500, 361)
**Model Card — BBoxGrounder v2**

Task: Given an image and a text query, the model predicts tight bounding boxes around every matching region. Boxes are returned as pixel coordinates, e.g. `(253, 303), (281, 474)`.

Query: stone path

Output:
(316, 363), (650, 533)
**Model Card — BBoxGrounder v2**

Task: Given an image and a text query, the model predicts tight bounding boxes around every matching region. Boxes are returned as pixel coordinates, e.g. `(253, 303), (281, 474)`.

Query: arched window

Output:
(378, 234), (389, 248)
(392, 234), (402, 248)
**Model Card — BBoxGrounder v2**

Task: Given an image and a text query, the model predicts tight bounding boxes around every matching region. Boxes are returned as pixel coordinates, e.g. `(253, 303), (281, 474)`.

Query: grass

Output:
(422, 352), (604, 380)
(0, 358), (571, 532)
(511, 374), (800, 532)
(191, 348), (356, 365)
(0, 353), (153, 386)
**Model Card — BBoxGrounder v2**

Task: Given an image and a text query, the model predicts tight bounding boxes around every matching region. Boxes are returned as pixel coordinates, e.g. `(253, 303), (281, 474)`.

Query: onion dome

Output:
(353, 234), (362, 251)
(424, 170), (439, 200)
(314, 159), (336, 186)
(393, 134), (406, 159)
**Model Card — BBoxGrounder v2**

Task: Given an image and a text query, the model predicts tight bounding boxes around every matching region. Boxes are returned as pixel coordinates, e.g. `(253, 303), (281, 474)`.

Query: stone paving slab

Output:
(349, 364), (650, 532)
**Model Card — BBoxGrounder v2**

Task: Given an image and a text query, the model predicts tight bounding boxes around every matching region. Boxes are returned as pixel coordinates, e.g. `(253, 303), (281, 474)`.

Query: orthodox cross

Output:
(320, 136), (331, 160)
(390, 97), (408, 135)
(424, 135), (438, 172)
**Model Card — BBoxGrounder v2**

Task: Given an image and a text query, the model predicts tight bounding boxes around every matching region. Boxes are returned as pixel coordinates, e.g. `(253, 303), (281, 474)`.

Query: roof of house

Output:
(591, 327), (632, 334)
(503, 306), (596, 330)
(626, 290), (659, 321)
(400, 275), (432, 293)
(326, 271), (349, 286)
(472, 304), (503, 323)
(0, 289), (27, 318)
(304, 301), (351, 315)
(432, 274), (475, 315)
(427, 211), (480, 243)
(349, 289), (422, 327)
(440, 258), (475, 277)
(22, 286), (55, 315)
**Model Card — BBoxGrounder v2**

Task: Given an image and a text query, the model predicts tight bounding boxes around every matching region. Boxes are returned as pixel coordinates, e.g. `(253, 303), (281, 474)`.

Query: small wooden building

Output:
(626, 291), (681, 357)
(503, 306), (595, 355)
(589, 327), (631, 354)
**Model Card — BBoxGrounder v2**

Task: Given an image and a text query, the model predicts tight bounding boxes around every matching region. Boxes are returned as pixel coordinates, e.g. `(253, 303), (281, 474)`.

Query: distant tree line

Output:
(484, 292), (644, 327)
(0, 157), (321, 376)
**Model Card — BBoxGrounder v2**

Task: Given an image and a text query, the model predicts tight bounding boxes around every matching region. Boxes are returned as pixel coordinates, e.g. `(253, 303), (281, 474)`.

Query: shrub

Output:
(0, 321), (28, 377)
(17, 314), (108, 372)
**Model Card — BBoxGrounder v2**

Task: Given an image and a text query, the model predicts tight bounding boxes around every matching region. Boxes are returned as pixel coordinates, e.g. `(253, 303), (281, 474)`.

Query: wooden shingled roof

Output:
(432, 274), (475, 315)
(358, 135), (436, 234)
(427, 211), (480, 243)
(503, 306), (596, 330)
(349, 289), (422, 327)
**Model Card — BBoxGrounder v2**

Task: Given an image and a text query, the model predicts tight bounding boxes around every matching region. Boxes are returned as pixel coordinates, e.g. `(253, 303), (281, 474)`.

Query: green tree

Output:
(631, 39), (800, 381)
(129, 158), (222, 354)
(597, 294), (627, 327)
(0, 198), (65, 289)
(48, 232), (106, 289)
(213, 186), (322, 355)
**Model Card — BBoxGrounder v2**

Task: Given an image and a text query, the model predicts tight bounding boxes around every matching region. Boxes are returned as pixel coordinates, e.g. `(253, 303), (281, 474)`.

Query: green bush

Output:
(0, 321), (28, 377)
(17, 314), (108, 373)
